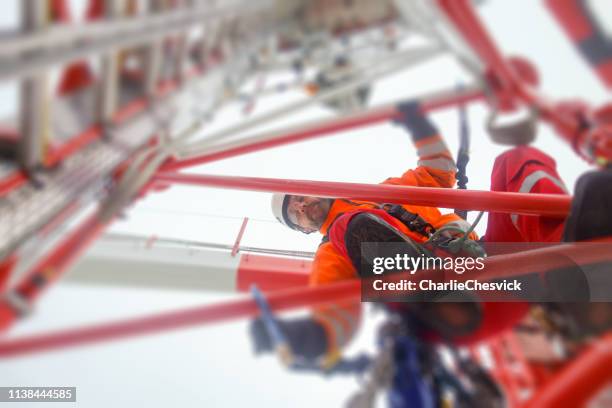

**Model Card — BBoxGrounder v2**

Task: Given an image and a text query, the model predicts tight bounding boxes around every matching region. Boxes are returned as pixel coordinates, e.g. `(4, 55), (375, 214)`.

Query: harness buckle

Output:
(380, 204), (435, 237)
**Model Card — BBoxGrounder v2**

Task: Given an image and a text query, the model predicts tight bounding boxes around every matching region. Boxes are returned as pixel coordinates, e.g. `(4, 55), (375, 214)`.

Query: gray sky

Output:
(0, 0), (609, 407)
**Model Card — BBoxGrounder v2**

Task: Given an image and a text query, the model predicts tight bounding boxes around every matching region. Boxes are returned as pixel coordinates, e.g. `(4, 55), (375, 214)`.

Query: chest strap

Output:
(379, 203), (435, 238)
(319, 204), (435, 247)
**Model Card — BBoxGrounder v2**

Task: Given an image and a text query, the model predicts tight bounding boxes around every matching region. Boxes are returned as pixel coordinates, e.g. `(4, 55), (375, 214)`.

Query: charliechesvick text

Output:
(361, 242), (612, 302)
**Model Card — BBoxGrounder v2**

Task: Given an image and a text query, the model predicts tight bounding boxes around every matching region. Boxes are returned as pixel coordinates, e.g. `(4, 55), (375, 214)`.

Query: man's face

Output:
(286, 196), (332, 234)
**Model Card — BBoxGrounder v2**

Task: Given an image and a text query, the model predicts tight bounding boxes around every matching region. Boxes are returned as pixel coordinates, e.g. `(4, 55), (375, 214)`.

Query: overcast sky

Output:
(0, 1), (610, 407)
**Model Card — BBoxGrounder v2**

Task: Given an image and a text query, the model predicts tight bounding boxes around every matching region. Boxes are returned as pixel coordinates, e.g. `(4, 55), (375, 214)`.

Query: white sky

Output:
(0, 1), (610, 407)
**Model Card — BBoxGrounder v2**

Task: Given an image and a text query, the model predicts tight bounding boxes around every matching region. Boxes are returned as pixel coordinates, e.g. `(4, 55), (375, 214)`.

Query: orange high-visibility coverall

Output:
(307, 114), (468, 365)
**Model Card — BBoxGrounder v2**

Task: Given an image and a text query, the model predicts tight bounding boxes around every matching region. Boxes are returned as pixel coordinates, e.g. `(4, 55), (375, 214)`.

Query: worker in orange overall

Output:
(251, 102), (524, 368)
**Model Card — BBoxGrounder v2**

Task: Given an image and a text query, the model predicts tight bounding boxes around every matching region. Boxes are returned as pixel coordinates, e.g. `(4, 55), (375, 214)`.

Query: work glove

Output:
(249, 317), (329, 360)
(393, 100), (438, 140)
(396, 100), (421, 116)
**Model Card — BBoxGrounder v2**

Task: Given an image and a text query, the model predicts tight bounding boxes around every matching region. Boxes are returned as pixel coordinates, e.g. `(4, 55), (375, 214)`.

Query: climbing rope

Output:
(426, 211), (486, 258)
(455, 83), (471, 220)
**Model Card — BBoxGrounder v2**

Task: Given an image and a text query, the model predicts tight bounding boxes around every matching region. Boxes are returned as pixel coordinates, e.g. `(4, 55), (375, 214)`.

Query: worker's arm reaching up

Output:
(384, 101), (457, 188)
(250, 104), (461, 367)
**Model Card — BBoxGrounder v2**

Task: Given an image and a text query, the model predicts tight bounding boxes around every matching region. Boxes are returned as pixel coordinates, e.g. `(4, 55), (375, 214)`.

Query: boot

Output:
(343, 212), (424, 277)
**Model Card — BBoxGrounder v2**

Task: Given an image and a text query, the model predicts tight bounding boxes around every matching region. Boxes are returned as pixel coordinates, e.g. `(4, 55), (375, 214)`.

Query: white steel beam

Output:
(0, 0), (275, 81)
(97, 0), (123, 127)
(65, 234), (313, 292)
(67, 235), (242, 292)
(18, 0), (49, 172)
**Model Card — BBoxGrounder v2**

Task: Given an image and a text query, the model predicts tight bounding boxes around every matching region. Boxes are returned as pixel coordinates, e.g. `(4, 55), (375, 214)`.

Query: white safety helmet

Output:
(271, 193), (298, 230)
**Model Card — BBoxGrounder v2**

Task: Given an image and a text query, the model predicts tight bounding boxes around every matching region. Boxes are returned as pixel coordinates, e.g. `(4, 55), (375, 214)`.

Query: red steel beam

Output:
(435, 0), (607, 163)
(0, 213), (109, 332)
(456, 238), (612, 285)
(0, 37), (229, 333)
(154, 173), (572, 217)
(0, 279), (361, 358)
(231, 217), (249, 257)
(436, 0), (518, 92)
(523, 333), (612, 408)
(0, 61), (224, 329)
(236, 254), (310, 292)
(1, 238), (612, 357)
(162, 105), (398, 171)
(45, 125), (101, 167)
(0, 172), (27, 197)
(161, 86), (485, 172)
(546, 0), (612, 89)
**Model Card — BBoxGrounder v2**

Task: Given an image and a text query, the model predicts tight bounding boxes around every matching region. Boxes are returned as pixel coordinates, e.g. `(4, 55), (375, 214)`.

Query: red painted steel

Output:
(0, 2), (609, 402)
(0, 255), (17, 292)
(231, 217), (249, 257)
(0, 214), (108, 332)
(523, 334), (612, 408)
(53, 0), (102, 95)
(162, 105), (400, 171)
(161, 88), (485, 172)
(421, 87), (485, 112)
(154, 173), (571, 217)
(0, 280), (360, 357)
(545, 0), (593, 40)
(1, 238), (612, 357)
(45, 126), (101, 167)
(0, 172), (27, 197)
(436, 0), (518, 93)
(0, 57), (226, 331)
(236, 254), (310, 292)
(435, 0), (612, 165)
(546, 0), (612, 89)
(0, 37), (231, 337)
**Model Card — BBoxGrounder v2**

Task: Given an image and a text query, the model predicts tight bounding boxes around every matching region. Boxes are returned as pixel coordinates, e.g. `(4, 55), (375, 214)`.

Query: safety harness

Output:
(379, 203), (436, 237)
(320, 199), (436, 247)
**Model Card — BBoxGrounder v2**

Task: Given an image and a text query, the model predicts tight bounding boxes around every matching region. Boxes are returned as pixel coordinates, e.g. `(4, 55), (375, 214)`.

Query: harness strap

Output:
(379, 204), (435, 237)
(319, 202), (435, 246)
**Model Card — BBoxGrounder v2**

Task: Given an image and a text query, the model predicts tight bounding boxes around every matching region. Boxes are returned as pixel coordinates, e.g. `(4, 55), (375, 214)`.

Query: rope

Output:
(345, 338), (395, 407)
(427, 211), (486, 257)
(455, 82), (471, 220)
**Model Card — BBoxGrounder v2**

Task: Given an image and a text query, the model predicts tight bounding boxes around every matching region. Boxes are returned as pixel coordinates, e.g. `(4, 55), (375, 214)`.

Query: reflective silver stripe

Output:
(418, 157), (457, 172)
(316, 309), (347, 347)
(417, 140), (449, 157)
(510, 170), (568, 229)
(332, 306), (360, 342)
